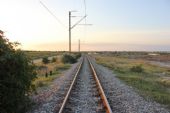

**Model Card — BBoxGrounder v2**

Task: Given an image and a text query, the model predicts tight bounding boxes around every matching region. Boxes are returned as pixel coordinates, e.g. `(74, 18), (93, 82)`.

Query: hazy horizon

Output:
(1, 0), (170, 51)
(21, 42), (170, 52)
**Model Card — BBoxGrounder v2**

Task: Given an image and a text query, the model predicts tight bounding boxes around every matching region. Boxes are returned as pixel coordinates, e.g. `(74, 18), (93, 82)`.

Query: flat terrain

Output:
(24, 51), (60, 60)
(93, 52), (170, 109)
(27, 52), (170, 113)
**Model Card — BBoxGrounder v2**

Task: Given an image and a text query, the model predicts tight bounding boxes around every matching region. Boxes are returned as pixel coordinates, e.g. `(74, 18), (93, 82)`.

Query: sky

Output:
(0, 0), (170, 51)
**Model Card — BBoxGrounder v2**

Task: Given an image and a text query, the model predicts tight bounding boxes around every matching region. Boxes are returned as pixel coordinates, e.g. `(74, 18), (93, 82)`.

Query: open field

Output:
(93, 52), (170, 108)
(24, 51), (64, 60)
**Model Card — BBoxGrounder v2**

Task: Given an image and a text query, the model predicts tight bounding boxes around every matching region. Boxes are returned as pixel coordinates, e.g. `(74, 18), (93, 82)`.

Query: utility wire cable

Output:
(84, 0), (87, 24)
(83, 0), (87, 44)
(39, 1), (67, 29)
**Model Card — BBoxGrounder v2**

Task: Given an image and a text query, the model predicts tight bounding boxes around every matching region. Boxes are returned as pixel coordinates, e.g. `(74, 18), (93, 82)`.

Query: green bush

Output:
(130, 65), (144, 73)
(75, 53), (81, 59)
(61, 54), (77, 64)
(0, 30), (36, 113)
(42, 57), (49, 64)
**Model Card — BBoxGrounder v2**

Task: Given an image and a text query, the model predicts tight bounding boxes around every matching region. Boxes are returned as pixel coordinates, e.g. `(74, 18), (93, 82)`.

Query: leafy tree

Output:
(42, 57), (49, 64)
(0, 30), (36, 113)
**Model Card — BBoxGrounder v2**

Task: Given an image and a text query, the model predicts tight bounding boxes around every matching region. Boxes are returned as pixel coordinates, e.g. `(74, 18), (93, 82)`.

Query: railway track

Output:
(58, 56), (112, 113)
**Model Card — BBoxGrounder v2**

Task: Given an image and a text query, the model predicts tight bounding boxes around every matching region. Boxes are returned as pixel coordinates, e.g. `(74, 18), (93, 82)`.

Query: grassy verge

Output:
(31, 58), (71, 94)
(32, 71), (60, 88)
(33, 63), (70, 88)
(95, 55), (170, 107)
(56, 63), (70, 71)
(30, 53), (80, 92)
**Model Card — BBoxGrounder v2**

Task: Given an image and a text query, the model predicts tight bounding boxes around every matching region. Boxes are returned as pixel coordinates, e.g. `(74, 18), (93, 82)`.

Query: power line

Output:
(83, 0), (87, 44)
(39, 0), (90, 52)
(39, 1), (67, 29)
(71, 15), (87, 29)
(84, 0), (87, 24)
(69, 11), (89, 53)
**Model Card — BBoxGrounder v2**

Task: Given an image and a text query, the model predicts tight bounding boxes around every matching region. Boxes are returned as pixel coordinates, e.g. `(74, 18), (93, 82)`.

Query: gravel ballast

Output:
(28, 59), (81, 113)
(28, 56), (170, 113)
(91, 57), (170, 113)
(63, 57), (105, 113)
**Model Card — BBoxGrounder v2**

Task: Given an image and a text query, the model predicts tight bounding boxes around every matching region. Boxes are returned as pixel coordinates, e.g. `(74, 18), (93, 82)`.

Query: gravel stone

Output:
(63, 57), (105, 113)
(91, 57), (170, 113)
(28, 58), (82, 113)
(28, 56), (170, 113)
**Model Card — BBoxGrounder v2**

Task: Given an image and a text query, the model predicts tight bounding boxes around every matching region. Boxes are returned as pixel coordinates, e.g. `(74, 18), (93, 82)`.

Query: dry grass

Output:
(24, 51), (59, 59)
(32, 55), (70, 90)
(95, 54), (170, 107)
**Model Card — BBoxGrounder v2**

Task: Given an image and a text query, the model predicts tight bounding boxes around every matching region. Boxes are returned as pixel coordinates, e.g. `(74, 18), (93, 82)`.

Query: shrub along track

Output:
(29, 55), (169, 113)
(57, 56), (112, 113)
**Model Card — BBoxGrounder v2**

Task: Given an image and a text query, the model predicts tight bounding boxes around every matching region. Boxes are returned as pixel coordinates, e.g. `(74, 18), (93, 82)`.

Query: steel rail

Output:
(87, 56), (113, 113)
(58, 56), (112, 113)
(58, 58), (84, 113)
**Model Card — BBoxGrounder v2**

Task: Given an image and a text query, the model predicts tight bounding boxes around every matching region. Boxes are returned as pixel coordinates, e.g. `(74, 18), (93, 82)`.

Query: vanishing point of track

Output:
(58, 56), (112, 113)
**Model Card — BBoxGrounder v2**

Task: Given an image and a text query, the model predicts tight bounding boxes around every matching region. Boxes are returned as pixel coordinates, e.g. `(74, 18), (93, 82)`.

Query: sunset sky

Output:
(0, 0), (170, 51)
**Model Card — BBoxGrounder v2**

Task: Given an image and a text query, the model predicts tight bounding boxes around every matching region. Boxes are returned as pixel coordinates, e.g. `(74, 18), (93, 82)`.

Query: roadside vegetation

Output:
(62, 54), (77, 64)
(32, 64), (70, 90)
(0, 31), (81, 113)
(32, 53), (81, 91)
(42, 56), (50, 64)
(95, 54), (170, 108)
(61, 53), (81, 64)
(0, 30), (36, 113)
(32, 57), (69, 91)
